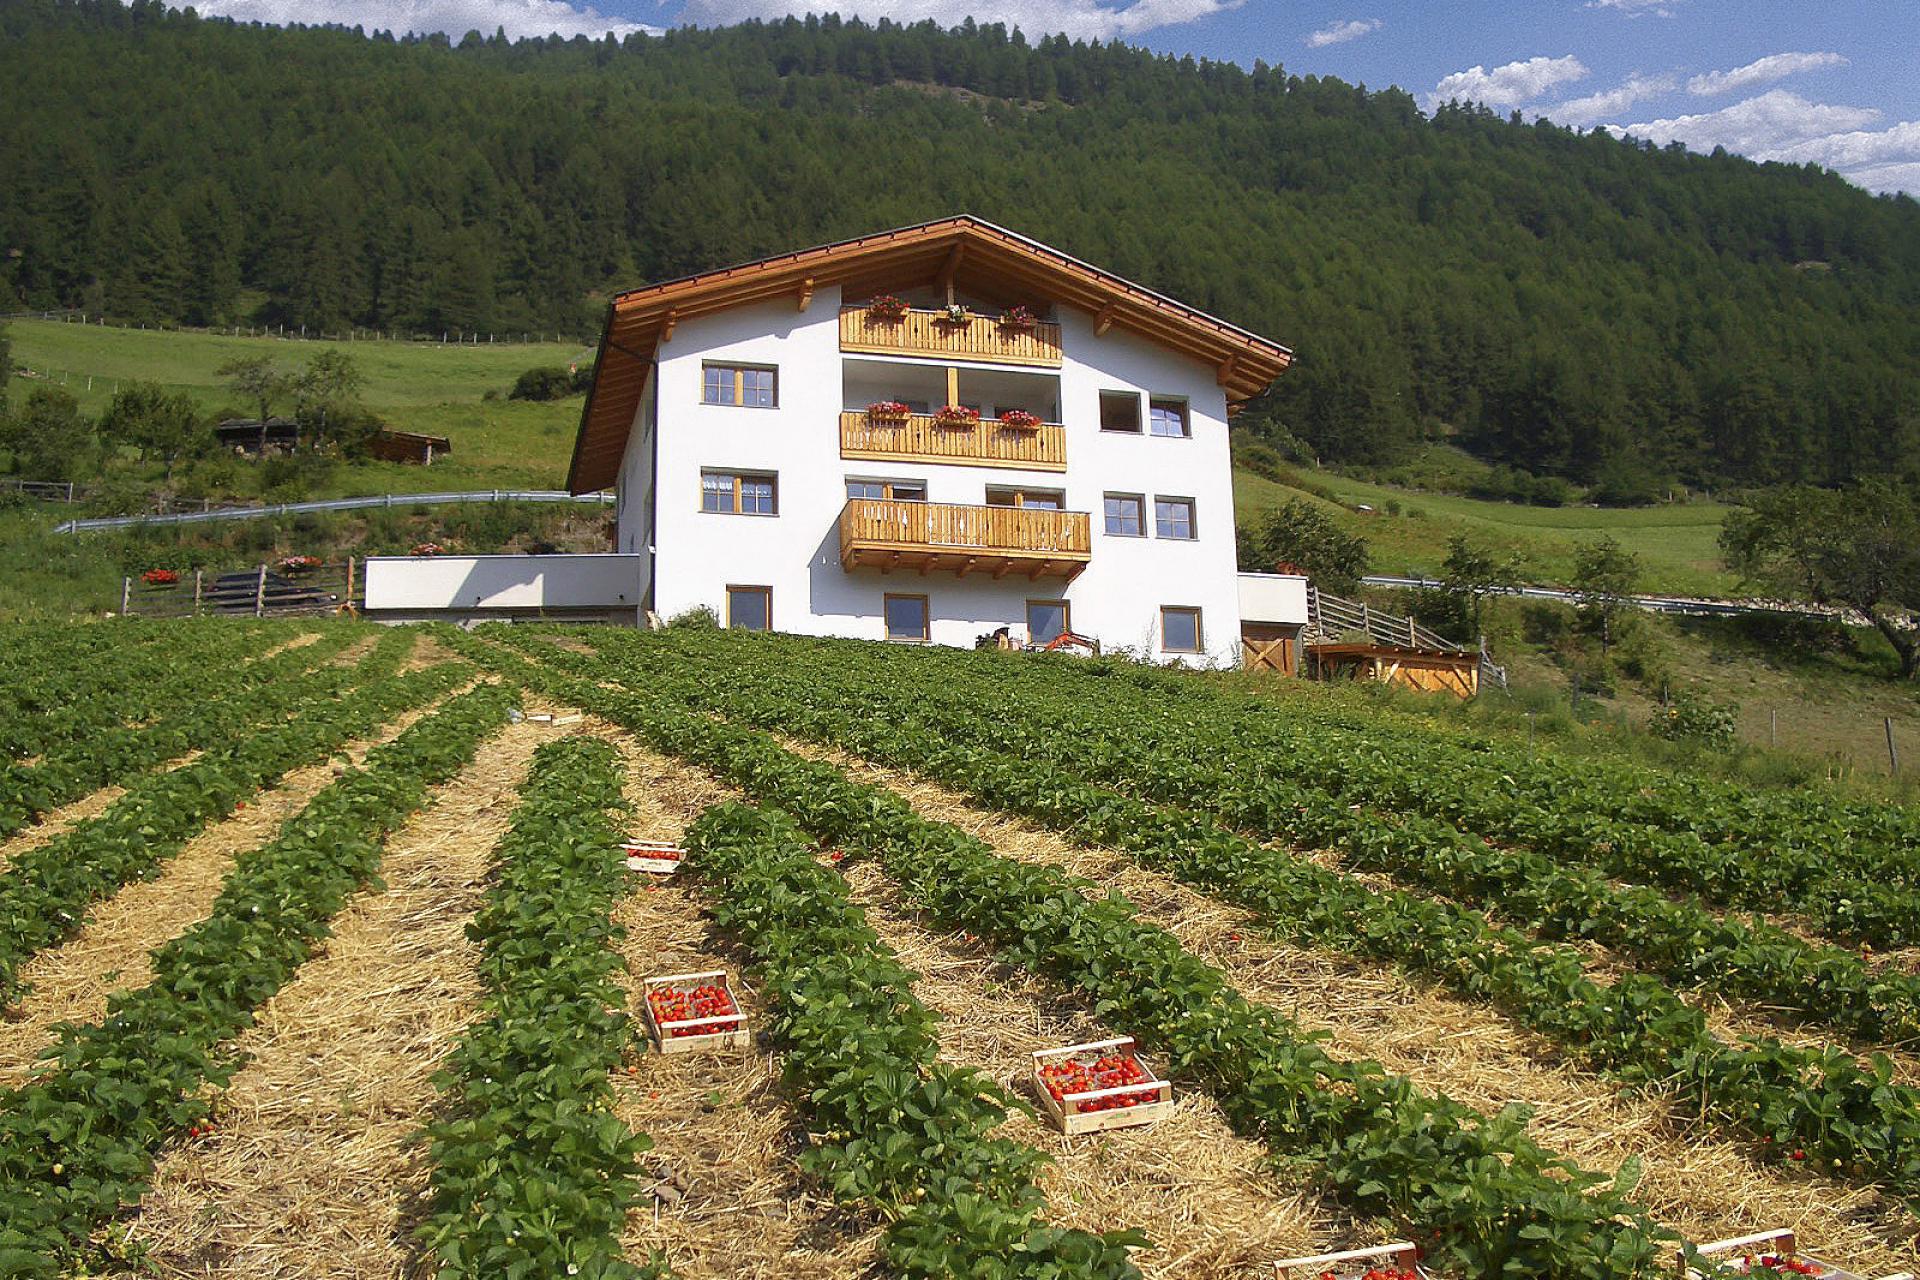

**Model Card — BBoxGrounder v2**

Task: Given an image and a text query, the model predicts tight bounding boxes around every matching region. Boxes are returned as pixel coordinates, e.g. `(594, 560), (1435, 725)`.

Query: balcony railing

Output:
(839, 411), (1067, 471)
(839, 498), (1091, 580)
(839, 307), (1063, 366)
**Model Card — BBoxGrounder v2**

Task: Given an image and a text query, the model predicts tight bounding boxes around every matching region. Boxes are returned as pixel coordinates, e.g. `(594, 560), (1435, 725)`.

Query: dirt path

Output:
(0, 703), (442, 1087)
(122, 712), (539, 1280)
(0, 783), (129, 877)
(784, 739), (1920, 1276)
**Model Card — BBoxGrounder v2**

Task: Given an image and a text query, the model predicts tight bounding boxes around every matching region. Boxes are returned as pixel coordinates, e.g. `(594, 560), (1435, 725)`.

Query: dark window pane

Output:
(885, 595), (928, 640)
(1028, 601), (1067, 644)
(1099, 391), (1141, 432)
(1161, 607), (1202, 652)
(728, 587), (770, 631)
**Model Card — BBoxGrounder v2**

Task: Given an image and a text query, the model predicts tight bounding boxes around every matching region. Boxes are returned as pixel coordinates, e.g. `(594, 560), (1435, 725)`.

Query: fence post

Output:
(254, 563), (268, 617)
(1407, 616), (1416, 647)
(193, 569), (203, 616)
(120, 576), (131, 616)
(1360, 603), (1371, 641)
(1888, 718), (1901, 776)
(344, 557), (356, 615)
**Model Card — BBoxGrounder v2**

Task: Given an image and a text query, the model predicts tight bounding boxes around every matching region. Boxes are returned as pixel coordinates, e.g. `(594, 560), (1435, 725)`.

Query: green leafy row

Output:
(558, 631), (1920, 1205)
(0, 620), (307, 762)
(0, 680), (517, 1276)
(453, 630), (1666, 1280)
(0, 625), (361, 838)
(0, 633), (467, 1004)
(418, 735), (662, 1280)
(685, 801), (1146, 1280)
(625, 629), (1918, 1045)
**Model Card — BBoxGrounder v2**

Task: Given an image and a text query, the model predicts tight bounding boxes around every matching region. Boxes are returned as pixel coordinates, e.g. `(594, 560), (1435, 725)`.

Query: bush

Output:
(508, 365), (592, 401)
(666, 605), (719, 629)
(1650, 689), (1739, 750)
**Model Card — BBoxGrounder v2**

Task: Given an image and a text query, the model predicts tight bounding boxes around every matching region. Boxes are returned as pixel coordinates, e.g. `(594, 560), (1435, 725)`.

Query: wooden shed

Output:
(1305, 641), (1480, 697)
(365, 429), (452, 465)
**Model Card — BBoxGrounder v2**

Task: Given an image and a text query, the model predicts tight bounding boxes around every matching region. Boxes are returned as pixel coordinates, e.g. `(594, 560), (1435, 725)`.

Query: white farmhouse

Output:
(564, 216), (1298, 666)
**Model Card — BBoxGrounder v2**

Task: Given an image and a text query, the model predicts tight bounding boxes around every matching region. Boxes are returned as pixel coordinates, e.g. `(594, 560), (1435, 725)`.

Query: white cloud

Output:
(188, 0), (656, 38)
(1429, 54), (1588, 112)
(1611, 90), (1920, 195)
(1304, 17), (1379, 48)
(1687, 50), (1847, 97)
(671, 0), (1241, 39)
(1537, 71), (1675, 127)
(1586, 0), (1680, 16)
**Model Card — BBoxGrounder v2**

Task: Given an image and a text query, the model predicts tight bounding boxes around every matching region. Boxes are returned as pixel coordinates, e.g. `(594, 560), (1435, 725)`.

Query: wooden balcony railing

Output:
(839, 307), (1063, 366)
(839, 411), (1067, 471)
(839, 498), (1091, 580)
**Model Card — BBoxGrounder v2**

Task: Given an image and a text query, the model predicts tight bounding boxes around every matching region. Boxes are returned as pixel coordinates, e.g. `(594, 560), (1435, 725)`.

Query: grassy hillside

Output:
(7, 319), (586, 493)
(1232, 467), (1738, 597)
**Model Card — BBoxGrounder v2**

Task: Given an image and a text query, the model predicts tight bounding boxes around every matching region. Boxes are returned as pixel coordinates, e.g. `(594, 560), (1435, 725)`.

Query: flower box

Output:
(998, 305), (1038, 332)
(934, 303), (973, 327)
(1271, 1242), (1431, 1280)
(997, 410), (1042, 431)
(410, 542), (445, 557)
(865, 294), (909, 322)
(1683, 1230), (1888, 1280)
(865, 400), (911, 423)
(280, 555), (321, 575)
(641, 970), (749, 1055)
(622, 839), (684, 875)
(1031, 1036), (1172, 1135)
(932, 405), (981, 429)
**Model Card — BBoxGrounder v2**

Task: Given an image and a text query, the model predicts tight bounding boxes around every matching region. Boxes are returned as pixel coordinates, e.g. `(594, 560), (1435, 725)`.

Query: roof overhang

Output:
(566, 215), (1293, 494)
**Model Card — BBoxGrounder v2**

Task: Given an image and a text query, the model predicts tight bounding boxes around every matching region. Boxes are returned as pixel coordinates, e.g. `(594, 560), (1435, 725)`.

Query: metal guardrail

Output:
(1358, 575), (1860, 623)
(54, 489), (614, 534)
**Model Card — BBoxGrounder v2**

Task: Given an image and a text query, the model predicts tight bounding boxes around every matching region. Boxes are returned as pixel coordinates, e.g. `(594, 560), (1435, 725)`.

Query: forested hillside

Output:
(4, 0), (1919, 490)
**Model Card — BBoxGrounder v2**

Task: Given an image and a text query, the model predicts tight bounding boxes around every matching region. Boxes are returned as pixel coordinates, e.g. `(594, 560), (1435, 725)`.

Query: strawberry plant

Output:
(0, 682), (516, 1274)
(417, 736), (663, 1280)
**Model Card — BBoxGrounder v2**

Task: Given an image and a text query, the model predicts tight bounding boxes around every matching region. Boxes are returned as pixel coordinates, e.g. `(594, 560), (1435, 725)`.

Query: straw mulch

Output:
(254, 631), (324, 663)
(582, 722), (880, 1279)
(835, 856), (1369, 1279)
(398, 632), (461, 673)
(0, 783), (129, 877)
(0, 702), (445, 1089)
(784, 739), (1920, 1277)
(119, 712), (542, 1279)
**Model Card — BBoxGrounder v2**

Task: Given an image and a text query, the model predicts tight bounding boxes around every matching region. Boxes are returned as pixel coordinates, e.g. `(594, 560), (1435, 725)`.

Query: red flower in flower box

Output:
(932, 404), (981, 428)
(864, 294), (909, 322)
(997, 409), (1042, 430)
(998, 304), (1038, 331)
(279, 554), (321, 574)
(410, 542), (445, 557)
(140, 568), (179, 586)
(865, 400), (911, 422)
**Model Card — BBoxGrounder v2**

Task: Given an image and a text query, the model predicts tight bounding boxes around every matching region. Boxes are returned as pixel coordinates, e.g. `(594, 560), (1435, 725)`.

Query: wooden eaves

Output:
(565, 215), (1294, 494)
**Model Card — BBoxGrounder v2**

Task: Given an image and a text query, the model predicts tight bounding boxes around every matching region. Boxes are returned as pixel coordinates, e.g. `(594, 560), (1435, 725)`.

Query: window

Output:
(1103, 493), (1144, 537)
(986, 486), (1064, 510)
(1099, 390), (1142, 433)
(1027, 599), (1069, 646)
(884, 593), (930, 642)
(726, 585), (771, 631)
(702, 363), (778, 408)
(846, 479), (926, 501)
(701, 470), (778, 515)
(1161, 606), (1203, 654)
(1149, 398), (1190, 438)
(1154, 497), (1196, 540)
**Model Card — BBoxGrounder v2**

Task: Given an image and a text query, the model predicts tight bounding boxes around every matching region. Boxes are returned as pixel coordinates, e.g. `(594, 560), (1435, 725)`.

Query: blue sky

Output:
(189, 0), (1920, 194)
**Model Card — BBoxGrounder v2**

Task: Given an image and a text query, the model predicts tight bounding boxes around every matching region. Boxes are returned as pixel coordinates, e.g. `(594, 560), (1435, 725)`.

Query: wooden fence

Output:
(121, 560), (363, 618)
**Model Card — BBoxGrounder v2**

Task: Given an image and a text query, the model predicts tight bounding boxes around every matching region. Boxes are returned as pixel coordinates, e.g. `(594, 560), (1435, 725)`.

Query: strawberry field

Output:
(0, 618), (1916, 1279)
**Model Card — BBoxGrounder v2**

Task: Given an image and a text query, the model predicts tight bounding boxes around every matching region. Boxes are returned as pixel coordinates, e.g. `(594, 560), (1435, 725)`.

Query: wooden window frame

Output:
(701, 362), (779, 409)
(846, 477), (928, 501)
(700, 469), (779, 516)
(725, 584), (772, 632)
(1102, 492), (1145, 538)
(1148, 397), (1191, 439)
(1160, 605), (1204, 654)
(986, 485), (1066, 509)
(1027, 598), (1070, 646)
(1099, 389), (1143, 434)
(883, 592), (931, 643)
(1153, 496), (1197, 540)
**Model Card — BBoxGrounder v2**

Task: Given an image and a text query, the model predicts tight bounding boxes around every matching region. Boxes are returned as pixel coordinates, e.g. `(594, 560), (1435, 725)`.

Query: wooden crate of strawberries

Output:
(640, 970), (748, 1055)
(1031, 1036), (1172, 1135)
(622, 839), (684, 875)
(1683, 1229), (1909, 1280)
(1272, 1241), (1431, 1280)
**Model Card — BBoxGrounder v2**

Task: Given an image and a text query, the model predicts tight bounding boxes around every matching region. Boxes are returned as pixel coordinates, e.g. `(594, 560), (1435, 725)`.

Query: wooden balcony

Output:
(839, 411), (1066, 471)
(839, 307), (1063, 367)
(839, 498), (1091, 580)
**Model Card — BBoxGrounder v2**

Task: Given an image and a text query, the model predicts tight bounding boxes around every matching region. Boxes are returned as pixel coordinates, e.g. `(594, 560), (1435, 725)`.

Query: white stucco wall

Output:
(625, 285), (1249, 666)
(1237, 572), (1310, 627)
(364, 554), (644, 612)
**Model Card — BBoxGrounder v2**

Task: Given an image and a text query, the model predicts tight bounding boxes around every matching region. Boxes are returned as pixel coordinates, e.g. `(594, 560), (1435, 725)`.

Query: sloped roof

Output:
(566, 215), (1293, 493)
